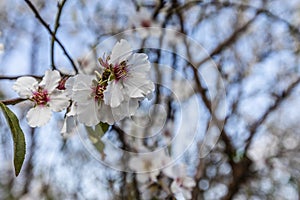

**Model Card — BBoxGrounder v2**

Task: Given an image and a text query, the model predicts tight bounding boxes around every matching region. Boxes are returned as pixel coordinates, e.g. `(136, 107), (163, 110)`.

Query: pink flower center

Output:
(141, 19), (151, 28)
(114, 61), (128, 81)
(32, 88), (49, 106)
(176, 177), (183, 187)
(93, 84), (106, 101)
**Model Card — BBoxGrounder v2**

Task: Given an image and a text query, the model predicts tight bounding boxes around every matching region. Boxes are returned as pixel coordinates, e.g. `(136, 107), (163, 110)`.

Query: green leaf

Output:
(0, 102), (26, 176)
(85, 122), (109, 160)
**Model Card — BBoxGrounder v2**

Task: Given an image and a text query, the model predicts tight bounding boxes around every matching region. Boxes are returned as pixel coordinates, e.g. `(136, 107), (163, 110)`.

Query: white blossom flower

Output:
(101, 39), (155, 108)
(12, 70), (70, 127)
(67, 74), (139, 126)
(129, 8), (162, 38)
(163, 164), (196, 200)
(128, 151), (170, 183)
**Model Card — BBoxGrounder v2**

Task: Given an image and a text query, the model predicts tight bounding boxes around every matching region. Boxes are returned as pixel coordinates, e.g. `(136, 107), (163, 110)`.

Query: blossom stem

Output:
(50, 0), (68, 71)
(1, 98), (27, 105)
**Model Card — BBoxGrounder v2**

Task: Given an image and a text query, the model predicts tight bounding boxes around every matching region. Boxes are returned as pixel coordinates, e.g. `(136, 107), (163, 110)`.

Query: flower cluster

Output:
(67, 39), (154, 126)
(128, 150), (196, 199)
(12, 39), (154, 128)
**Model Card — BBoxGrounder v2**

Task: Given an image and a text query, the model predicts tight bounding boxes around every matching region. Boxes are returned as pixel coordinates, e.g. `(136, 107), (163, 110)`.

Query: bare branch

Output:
(0, 75), (42, 80)
(50, 0), (68, 71)
(1, 98), (27, 105)
(24, 0), (78, 73)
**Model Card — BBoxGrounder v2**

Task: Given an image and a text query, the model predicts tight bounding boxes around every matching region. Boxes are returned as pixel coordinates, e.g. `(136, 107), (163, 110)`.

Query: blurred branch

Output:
(24, 0), (78, 74)
(169, 1), (300, 41)
(112, 125), (140, 199)
(245, 77), (300, 152)
(195, 12), (260, 68)
(50, 0), (67, 71)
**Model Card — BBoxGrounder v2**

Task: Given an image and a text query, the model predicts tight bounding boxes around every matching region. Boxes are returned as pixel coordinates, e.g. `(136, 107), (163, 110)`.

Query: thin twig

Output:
(51, 0), (67, 70)
(245, 77), (300, 152)
(24, 0), (78, 74)
(0, 75), (42, 80)
(1, 98), (27, 105)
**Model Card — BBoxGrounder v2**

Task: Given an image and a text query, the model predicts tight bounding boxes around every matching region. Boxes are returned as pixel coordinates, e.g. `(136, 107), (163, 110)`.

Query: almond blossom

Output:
(66, 73), (139, 126)
(163, 164), (196, 199)
(128, 151), (171, 183)
(130, 8), (162, 38)
(100, 39), (155, 108)
(12, 70), (70, 127)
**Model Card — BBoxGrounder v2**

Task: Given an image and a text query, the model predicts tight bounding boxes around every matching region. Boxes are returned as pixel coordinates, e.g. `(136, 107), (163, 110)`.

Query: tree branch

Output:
(1, 98), (27, 105)
(24, 0), (78, 74)
(50, 0), (67, 71)
(0, 75), (42, 80)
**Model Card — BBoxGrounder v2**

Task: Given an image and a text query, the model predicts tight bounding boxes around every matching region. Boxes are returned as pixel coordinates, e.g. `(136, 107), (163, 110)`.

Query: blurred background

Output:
(0, 0), (300, 199)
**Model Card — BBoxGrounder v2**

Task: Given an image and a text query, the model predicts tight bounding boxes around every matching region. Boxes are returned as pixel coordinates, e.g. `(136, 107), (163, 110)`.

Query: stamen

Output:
(93, 83), (106, 101)
(114, 60), (128, 81)
(32, 87), (49, 106)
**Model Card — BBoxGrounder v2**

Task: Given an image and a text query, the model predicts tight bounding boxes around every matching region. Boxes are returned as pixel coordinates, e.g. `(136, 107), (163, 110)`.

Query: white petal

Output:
(67, 102), (77, 117)
(171, 181), (181, 194)
(98, 103), (116, 125)
(111, 99), (138, 120)
(65, 76), (75, 97)
(163, 166), (176, 179)
(123, 76), (155, 98)
(26, 106), (52, 127)
(181, 188), (193, 200)
(40, 70), (61, 92)
(183, 177), (196, 188)
(104, 81), (124, 108)
(12, 77), (38, 98)
(127, 53), (151, 73)
(76, 100), (100, 126)
(110, 39), (132, 63)
(61, 116), (76, 136)
(49, 91), (70, 112)
(150, 170), (159, 182)
(72, 74), (94, 103)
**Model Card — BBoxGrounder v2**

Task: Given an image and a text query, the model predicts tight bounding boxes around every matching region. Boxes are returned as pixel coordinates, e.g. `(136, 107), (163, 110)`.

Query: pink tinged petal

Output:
(40, 70), (61, 92)
(26, 106), (52, 127)
(48, 91), (70, 112)
(12, 77), (38, 98)
(76, 100), (100, 126)
(110, 39), (132, 63)
(103, 81), (124, 108)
